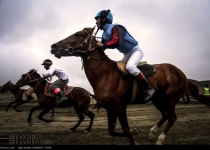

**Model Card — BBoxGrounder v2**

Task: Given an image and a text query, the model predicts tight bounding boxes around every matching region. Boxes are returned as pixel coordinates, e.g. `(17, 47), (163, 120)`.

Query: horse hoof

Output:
(134, 141), (139, 145)
(69, 128), (76, 132)
(156, 141), (163, 145)
(83, 130), (90, 133)
(50, 116), (55, 121)
(149, 131), (156, 139)
(133, 127), (141, 135)
(29, 122), (33, 127)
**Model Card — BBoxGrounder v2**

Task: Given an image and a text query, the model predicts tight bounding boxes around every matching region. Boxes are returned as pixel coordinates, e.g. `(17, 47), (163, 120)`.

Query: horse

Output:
(50, 27), (210, 145)
(15, 69), (96, 132)
(0, 81), (33, 112)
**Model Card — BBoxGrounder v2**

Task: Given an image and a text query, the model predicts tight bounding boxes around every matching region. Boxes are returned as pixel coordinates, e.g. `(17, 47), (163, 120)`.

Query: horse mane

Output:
(30, 69), (47, 86)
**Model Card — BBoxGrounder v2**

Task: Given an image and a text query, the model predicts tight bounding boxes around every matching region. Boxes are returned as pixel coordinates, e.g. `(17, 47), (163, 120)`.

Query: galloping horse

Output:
(50, 27), (210, 145)
(15, 69), (96, 132)
(0, 81), (32, 112)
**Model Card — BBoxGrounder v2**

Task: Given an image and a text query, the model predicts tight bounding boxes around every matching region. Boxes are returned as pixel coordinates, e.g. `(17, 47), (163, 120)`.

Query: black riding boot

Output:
(57, 91), (67, 103)
(136, 72), (155, 102)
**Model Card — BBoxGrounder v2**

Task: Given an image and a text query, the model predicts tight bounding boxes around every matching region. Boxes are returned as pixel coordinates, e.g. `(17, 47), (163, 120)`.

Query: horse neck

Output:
(83, 47), (116, 88)
(30, 79), (46, 94)
(9, 84), (20, 96)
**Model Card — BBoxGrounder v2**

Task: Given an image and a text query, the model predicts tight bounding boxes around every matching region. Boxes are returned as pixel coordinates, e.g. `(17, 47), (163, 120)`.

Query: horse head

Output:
(0, 81), (14, 94)
(50, 27), (97, 59)
(15, 69), (42, 88)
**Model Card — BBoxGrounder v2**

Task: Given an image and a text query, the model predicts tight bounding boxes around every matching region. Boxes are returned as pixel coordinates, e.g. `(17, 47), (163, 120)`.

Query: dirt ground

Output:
(0, 93), (210, 147)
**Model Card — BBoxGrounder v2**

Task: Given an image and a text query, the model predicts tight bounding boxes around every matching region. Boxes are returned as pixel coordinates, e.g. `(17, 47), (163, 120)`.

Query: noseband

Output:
(64, 29), (95, 55)
(63, 28), (107, 62)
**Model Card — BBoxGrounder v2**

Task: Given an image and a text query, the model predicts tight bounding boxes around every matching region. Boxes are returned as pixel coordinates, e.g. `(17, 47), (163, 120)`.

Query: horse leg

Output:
(82, 108), (95, 132)
(38, 106), (54, 123)
(28, 105), (41, 126)
(13, 100), (27, 112)
(149, 102), (168, 139)
(156, 105), (177, 145)
(5, 100), (17, 112)
(70, 107), (84, 131)
(116, 106), (137, 145)
(50, 108), (55, 121)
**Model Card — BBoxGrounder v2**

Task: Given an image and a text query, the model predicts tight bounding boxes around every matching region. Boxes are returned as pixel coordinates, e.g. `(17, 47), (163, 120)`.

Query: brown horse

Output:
(50, 27), (210, 145)
(15, 69), (96, 132)
(0, 81), (33, 112)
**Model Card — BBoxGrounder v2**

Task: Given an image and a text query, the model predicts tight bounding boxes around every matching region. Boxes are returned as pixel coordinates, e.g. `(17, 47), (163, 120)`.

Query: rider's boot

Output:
(54, 88), (67, 103)
(136, 72), (155, 102)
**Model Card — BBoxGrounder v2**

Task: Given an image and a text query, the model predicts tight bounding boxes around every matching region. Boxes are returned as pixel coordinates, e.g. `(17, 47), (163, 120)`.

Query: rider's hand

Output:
(42, 75), (48, 79)
(97, 41), (104, 47)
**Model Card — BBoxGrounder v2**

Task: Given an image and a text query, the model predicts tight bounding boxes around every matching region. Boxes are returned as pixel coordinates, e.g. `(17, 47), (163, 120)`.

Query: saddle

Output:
(117, 61), (156, 104)
(117, 61), (156, 78)
(44, 83), (73, 97)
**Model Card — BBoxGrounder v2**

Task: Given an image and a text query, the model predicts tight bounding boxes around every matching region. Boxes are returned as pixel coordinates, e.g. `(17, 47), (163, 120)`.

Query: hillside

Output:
(188, 79), (210, 92)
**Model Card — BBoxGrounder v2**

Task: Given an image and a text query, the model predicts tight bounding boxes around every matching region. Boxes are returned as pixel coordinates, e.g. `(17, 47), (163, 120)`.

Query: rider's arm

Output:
(42, 65), (55, 77)
(102, 25), (126, 49)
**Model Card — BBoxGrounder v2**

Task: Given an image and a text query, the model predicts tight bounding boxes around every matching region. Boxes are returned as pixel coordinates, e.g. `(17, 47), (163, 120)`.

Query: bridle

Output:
(18, 70), (45, 89)
(8, 82), (16, 90)
(62, 27), (107, 61)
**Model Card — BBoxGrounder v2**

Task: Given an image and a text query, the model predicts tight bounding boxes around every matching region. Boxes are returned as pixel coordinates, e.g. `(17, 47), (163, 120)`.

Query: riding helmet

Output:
(41, 59), (53, 65)
(95, 9), (113, 24)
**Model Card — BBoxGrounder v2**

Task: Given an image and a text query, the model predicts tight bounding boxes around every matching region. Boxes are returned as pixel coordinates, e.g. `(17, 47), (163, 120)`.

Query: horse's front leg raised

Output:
(5, 100), (17, 112)
(13, 100), (27, 112)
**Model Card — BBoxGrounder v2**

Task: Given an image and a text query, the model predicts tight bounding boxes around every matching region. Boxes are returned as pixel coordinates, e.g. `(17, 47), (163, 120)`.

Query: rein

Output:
(18, 71), (46, 89)
(7, 82), (21, 98)
(19, 77), (45, 87)
(64, 28), (107, 61)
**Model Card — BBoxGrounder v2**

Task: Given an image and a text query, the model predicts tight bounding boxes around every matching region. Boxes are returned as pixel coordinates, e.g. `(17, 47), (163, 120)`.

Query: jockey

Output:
(95, 9), (155, 102)
(41, 59), (69, 103)
(20, 85), (37, 103)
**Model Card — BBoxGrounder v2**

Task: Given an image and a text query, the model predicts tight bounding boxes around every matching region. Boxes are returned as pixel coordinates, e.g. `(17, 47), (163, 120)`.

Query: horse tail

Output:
(188, 80), (210, 109)
(89, 93), (101, 113)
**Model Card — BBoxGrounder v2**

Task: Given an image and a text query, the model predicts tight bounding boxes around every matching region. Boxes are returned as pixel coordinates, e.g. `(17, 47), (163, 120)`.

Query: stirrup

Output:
(58, 97), (67, 103)
(144, 89), (155, 102)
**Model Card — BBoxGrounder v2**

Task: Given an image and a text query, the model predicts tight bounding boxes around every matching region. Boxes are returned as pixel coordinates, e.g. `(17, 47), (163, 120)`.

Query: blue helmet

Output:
(95, 9), (113, 24)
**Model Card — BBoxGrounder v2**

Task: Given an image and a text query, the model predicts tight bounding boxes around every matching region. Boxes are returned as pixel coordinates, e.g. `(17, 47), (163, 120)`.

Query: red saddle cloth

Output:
(44, 83), (73, 97)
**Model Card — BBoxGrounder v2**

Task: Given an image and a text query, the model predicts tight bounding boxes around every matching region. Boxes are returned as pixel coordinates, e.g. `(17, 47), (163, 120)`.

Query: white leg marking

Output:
(149, 124), (158, 139)
(156, 132), (166, 145)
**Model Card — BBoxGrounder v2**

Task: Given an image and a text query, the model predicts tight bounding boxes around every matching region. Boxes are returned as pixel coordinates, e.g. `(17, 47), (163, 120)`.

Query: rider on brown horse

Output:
(95, 9), (155, 102)
(41, 59), (68, 103)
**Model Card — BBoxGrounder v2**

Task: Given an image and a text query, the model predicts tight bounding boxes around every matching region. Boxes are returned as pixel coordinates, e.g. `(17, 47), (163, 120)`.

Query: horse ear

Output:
(91, 26), (96, 33)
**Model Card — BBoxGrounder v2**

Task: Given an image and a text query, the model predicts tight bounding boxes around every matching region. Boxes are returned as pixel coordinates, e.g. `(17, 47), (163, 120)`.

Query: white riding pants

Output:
(120, 45), (143, 76)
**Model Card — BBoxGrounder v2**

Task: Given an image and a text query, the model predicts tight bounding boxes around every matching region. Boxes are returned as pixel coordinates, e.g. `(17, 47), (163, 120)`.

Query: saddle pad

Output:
(44, 83), (74, 97)
(117, 61), (156, 77)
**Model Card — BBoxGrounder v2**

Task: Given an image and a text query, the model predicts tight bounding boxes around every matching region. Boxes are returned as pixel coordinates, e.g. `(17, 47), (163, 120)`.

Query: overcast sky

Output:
(0, 0), (210, 93)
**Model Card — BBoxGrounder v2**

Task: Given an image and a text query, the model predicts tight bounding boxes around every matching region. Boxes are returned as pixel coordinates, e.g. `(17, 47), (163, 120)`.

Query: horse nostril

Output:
(51, 44), (57, 49)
